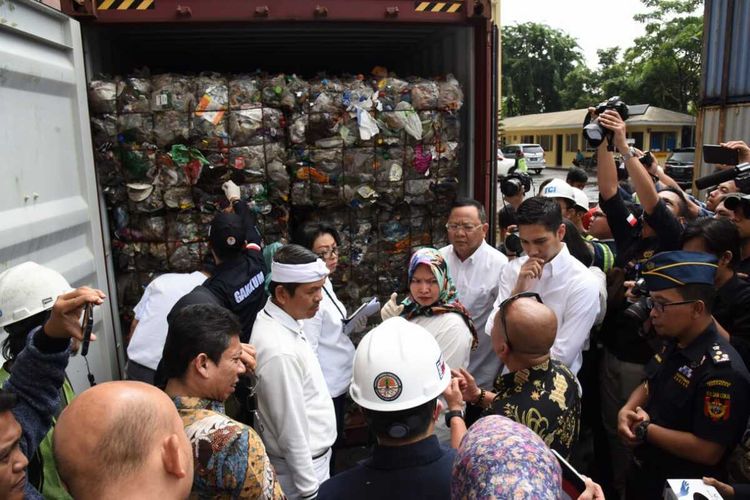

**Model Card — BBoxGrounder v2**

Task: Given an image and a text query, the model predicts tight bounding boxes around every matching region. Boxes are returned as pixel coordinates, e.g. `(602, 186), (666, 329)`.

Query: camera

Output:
(500, 172), (532, 198)
(504, 228), (524, 257)
(624, 278), (651, 323)
(582, 96), (630, 149)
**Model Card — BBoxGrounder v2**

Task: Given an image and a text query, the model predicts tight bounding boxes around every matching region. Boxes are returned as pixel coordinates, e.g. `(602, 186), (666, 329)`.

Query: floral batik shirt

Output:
(173, 396), (285, 499)
(489, 359), (581, 457)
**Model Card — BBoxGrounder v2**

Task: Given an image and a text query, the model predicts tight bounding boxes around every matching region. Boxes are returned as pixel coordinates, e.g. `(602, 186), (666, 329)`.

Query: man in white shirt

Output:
(126, 269), (209, 384)
(440, 199), (508, 392)
(252, 244), (337, 500)
(486, 196), (600, 378)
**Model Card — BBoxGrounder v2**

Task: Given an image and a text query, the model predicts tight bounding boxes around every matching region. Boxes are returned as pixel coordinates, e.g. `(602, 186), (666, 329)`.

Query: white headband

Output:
(271, 259), (329, 283)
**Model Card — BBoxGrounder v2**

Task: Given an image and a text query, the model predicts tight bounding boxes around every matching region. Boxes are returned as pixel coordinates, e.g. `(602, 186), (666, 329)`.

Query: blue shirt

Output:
(318, 435), (455, 500)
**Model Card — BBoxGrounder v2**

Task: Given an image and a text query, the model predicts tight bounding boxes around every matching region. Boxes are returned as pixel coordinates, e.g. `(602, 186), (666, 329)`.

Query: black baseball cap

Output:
(209, 213), (245, 255)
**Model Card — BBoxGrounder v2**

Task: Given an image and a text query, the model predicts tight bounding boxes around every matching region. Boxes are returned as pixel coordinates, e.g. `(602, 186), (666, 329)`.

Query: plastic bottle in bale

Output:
(342, 148), (377, 208)
(437, 74), (464, 112)
(117, 76), (152, 114)
(286, 74), (310, 113)
(89, 79), (118, 114)
(306, 112), (342, 148)
(261, 74), (293, 110)
(262, 108), (286, 143)
(267, 158), (291, 203)
(229, 145), (266, 180)
(372, 75), (411, 111)
(153, 111), (190, 148)
(288, 113), (308, 145)
(167, 212), (200, 243)
(374, 146), (404, 208)
(410, 79), (439, 111)
(239, 183), (271, 216)
(229, 75), (262, 110)
(228, 108), (264, 146)
(151, 74), (195, 112)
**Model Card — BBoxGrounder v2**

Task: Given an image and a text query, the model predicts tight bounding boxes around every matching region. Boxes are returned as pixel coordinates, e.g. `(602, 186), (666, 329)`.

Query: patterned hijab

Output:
(451, 415), (562, 499)
(400, 247), (477, 350)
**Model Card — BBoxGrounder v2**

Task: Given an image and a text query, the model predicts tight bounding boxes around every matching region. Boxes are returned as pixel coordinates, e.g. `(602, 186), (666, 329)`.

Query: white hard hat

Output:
(350, 317), (451, 412)
(541, 178), (575, 204)
(0, 262), (72, 328)
(571, 187), (590, 212)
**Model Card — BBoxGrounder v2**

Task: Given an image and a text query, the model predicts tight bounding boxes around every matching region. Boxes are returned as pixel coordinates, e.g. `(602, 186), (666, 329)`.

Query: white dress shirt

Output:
(127, 271), (206, 370)
(485, 244), (600, 377)
(440, 241), (508, 389)
(302, 278), (355, 398)
(252, 299), (337, 499)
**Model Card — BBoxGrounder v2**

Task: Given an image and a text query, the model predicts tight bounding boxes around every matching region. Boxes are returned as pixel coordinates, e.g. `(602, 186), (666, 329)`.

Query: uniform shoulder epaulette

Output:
(709, 343), (731, 365)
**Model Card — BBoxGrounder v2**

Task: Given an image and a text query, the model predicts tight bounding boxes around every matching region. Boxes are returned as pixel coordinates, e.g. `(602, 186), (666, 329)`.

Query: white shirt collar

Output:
(453, 240), (487, 264)
(263, 298), (304, 334)
(544, 243), (572, 278)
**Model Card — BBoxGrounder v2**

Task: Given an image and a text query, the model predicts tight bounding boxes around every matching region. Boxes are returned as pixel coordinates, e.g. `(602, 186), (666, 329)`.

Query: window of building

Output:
(649, 132), (677, 152)
(537, 135), (553, 151)
(565, 134), (578, 152)
(629, 132), (644, 150)
(521, 135), (534, 144)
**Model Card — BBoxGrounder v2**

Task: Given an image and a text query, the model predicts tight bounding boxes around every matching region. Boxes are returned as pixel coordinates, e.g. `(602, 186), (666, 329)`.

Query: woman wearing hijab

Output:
(381, 247), (475, 445)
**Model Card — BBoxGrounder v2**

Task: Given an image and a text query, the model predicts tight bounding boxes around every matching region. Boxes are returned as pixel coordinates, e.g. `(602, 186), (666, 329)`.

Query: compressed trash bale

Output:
(127, 183), (164, 213)
(404, 179), (435, 206)
(433, 177), (459, 206)
(309, 91), (343, 115)
(88, 80), (118, 114)
(194, 73), (228, 112)
(230, 145), (265, 180)
(167, 213), (200, 243)
(431, 212), (450, 249)
(94, 149), (123, 187)
(192, 186), (225, 214)
(267, 158), (290, 203)
(261, 74), (293, 110)
(438, 112), (461, 142)
(288, 113), (307, 145)
(376, 252), (409, 297)
(410, 79), (439, 110)
(190, 110), (229, 151)
(262, 108), (286, 143)
(134, 242), (168, 271)
(117, 77), (151, 114)
(286, 74), (310, 112)
(374, 76), (411, 111)
(153, 111), (190, 148)
(91, 114), (118, 146)
(119, 146), (157, 182)
(164, 186), (195, 211)
(116, 271), (142, 307)
(156, 153), (190, 188)
(413, 110), (439, 145)
(240, 183), (271, 215)
(117, 113), (153, 144)
(167, 242), (201, 272)
(229, 75), (262, 110)
(404, 144), (436, 180)
(112, 241), (136, 272)
(409, 206), (432, 248)
(137, 215), (167, 242)
(438, 75), (464, 111)
(151, 74), (194, 112)
(306, 113), (341, 146)
(228, 109), (264, 146)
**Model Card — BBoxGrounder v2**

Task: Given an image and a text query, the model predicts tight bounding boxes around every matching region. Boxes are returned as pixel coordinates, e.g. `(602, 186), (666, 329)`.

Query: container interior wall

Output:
(81, 23), (474, 192)
(702, 0), (750, 103)
(697, 105), (750, 178)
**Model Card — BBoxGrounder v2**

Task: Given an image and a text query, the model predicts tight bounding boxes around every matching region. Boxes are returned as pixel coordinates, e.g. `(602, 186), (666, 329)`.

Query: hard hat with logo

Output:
(570, 187), (590, 212)
(541, 178), (576, 205)
(350, 317), (451, 412)
(0, 262), (72, 328)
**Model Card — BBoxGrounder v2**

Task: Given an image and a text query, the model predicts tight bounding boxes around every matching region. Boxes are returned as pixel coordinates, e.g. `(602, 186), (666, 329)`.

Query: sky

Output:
(500, 0), (649, 69)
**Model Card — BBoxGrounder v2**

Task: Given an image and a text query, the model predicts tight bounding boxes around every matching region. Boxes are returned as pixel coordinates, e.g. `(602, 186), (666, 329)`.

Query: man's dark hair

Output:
(268, 244), (319, 300)
(681, 217), (741, 268)
(0, 390), (17, 412)
(566, 167), (588, 185)
(293, 223), (341, 252)
(676, 284), (716, 314)
(562, 220), (593, 267)
(451, 198), (487, 223)
(2, 310), (50, 363)
(363, 399), (437, 441)
(658, 187), (689, 218)
(159, 303), (241, 382)
(516, 196), (563, 233)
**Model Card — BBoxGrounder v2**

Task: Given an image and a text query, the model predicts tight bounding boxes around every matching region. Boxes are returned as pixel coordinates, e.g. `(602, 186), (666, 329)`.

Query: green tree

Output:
(501, 22), (584, 116)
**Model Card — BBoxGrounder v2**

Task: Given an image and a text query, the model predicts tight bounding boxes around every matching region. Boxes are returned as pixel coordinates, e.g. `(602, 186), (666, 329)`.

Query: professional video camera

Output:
(499, 172), (532, 198)
(624, 278), (651, 323)
(582, 96), (648, 150)
(695, 162), (750, 192)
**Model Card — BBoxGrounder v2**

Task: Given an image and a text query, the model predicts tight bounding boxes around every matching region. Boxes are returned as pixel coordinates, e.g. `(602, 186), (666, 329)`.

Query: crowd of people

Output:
(2, 109), (750, 499)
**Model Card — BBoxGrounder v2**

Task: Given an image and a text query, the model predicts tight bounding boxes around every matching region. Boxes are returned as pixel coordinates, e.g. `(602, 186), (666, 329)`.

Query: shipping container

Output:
(696, 0), (750, 180)
(1, 0), (498, 383)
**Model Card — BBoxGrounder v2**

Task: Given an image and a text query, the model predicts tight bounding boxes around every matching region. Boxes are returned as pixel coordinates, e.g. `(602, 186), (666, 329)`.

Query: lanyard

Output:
(322, 285), (347, 322)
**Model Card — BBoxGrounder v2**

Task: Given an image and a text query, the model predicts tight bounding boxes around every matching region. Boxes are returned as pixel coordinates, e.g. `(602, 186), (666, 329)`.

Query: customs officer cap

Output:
(642, 251), (718, 291)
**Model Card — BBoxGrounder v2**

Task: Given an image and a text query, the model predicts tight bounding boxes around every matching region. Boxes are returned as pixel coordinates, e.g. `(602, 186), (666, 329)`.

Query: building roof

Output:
(501, 106), (696, 132)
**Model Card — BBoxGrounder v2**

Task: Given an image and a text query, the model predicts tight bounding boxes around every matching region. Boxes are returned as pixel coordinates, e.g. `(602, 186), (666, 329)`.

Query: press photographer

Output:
(498, 171), (532, 256)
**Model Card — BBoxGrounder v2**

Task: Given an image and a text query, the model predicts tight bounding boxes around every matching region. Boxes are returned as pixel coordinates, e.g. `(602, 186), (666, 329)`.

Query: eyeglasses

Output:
(445, 223), (483, 233)
(498, 292), (543, 351)
(315, 246), (339, 260)
(646, 297), (699, 313)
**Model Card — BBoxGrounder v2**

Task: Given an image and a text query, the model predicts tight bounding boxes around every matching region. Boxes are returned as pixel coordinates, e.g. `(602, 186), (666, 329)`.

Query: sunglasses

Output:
(498, 292), (543, 352)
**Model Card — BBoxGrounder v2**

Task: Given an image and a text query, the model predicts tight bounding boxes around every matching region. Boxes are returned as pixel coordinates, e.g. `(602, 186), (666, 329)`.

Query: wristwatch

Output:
(621, 147), (637, 163)
(634, 420), (651, 442)
(445, 410), (465, 428)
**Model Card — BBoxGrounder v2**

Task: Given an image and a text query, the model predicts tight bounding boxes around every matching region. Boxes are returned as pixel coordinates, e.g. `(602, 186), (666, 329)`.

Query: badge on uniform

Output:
(704, 393), (731, 421)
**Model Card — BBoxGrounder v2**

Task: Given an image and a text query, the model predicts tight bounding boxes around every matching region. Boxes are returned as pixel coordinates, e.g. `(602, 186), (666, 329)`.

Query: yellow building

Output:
(500, 106), (696, 167)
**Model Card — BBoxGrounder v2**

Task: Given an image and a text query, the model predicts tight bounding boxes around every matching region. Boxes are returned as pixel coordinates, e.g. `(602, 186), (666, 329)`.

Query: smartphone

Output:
(639, 151), (654, 167)
(80, 303), (94, 357)
(551, 448), (586, 496)
(703, 144), (739, 165)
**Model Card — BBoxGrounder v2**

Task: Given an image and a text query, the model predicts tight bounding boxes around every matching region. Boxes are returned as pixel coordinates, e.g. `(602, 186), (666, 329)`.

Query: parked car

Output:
(664, 147), (695, 188)
(497, 144), (546, 176)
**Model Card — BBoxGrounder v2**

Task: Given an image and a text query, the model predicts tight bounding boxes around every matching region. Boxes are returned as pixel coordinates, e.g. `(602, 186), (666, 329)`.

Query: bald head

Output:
(55, 381), (192, 499)
(492, 297), (557, 357)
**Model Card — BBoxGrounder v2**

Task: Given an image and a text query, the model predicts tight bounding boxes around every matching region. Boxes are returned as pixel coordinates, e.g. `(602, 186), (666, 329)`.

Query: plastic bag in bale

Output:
(267, 159), (290, 203)
(200, 151), (230, 173)
(228, 109), (264, 146)
(134, 243), (168, 271)
(374, 76), (411, 111)
(306, 113), (341, 146)
(435, 142), (460, 178)
(88, 79), (118, 114)
(127, 182), (164, 213)
(138, 215), (167, 242)
(164, 186), (195, 211)
(438, 74), (464, 111)
(374, 148), (404, 208)
(167, 212), (200, 243)
(309, 91), (343, 115)
(229, 75), (262, 110)
(261, 74), (294, 110)
(229, 145), (265, 180)
(288, 113), (307, 145)
(169, 145), (210, 185)
(404, 179), (435, 206)
(192, 186), (225, 214)
(406, 110), (438, 145)
(156, 151), (190, 188)
(153, 111), (190, 148)
(240, 183), (272, 215)
(404, 144), (437, 180)
(112, 241), (136, 272)
(117, 113), (153, 145)
(91, 114), (118, 146)
(168, 242), (201, 272)
(291, 182), (313, 207)
(262, 108), (286, 143)
(410, 79), (439, 111)
(120, 145), (157, 182)
(151, 74), (194, 112)
(117, 77), (151, 114)
(94, 148), (123, 187)
(337, 118), (361, 148)
(191, 110), (229, 151)
(437, 112), (461, 142)
(194, 73), (228, 112)
(286, 74), (310, 112)
(433, 177), (459, 207)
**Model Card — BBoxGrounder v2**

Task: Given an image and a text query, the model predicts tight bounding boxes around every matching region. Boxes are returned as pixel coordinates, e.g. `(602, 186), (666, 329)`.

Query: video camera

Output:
(695, 162), (750, 192)
(499, 172), (532, 198)
(582, 96), (649, 149)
